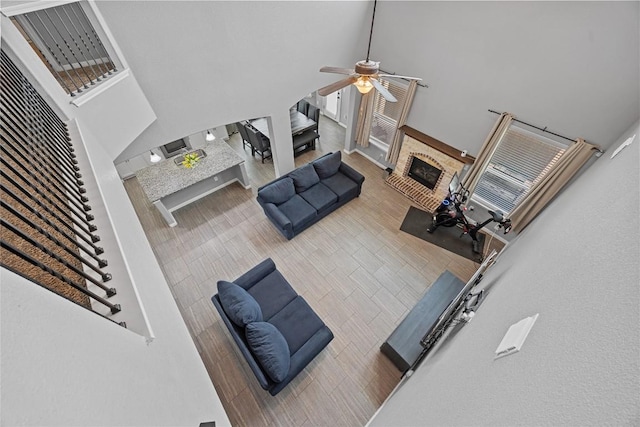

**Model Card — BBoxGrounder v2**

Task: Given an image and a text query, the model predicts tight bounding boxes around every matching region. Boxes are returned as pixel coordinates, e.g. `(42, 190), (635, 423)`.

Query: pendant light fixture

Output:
(206, 130), (215, 141)
(150, 150), (162, 163)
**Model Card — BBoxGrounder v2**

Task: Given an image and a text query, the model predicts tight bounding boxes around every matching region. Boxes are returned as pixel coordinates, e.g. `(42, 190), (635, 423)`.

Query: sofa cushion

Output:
(258, 177), (295, 205)
(289, 163), (320, 192)
(312, 151), (341, 179)
(277, 194), (317, 229)
(299, 183), (338, 214)
(268, 296), (326, 355)
(245, 322), (291, 383)
(217, 280), (263, 327)
(320, 172), (359, 201)
(247, 270), (298, 320)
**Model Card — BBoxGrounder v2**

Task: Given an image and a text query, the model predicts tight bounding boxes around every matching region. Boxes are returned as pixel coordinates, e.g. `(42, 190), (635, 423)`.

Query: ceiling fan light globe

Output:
(355, 76), (374, 94)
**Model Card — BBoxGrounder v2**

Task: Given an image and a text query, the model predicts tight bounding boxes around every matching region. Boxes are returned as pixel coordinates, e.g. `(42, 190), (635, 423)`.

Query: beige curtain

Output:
(386, 79), (418, 164)
(461, 112), (514, 194)
(508, 138), (596, 233)
(355, 91), (375, 147)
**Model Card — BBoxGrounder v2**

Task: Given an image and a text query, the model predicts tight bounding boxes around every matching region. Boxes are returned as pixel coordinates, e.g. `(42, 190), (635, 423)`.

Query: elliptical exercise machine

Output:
(427, 172), (512, 254)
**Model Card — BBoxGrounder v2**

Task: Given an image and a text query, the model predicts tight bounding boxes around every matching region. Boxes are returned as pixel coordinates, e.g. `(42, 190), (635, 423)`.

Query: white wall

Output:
(0, 110), (231, 425)
(101, 1), (639, 164)
(1, 4), (230, 424)
(101, 0), (371, 164)
(373, 1), (639, 154)
(97, 1), (638, 174)
(0, 119), (231, 425)
(369, 120), (640, 426)
(2, 266), (229, 427)
(72, 71), (157, 160)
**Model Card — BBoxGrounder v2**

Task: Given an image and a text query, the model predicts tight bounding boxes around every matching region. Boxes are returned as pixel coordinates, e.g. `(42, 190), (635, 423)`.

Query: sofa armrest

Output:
(263, 203), (293, 239)
(268, 325), (334, 396)
(339, 162), (365, 187)
(211, 295), (271, 390)
(234, 258), (277, 290)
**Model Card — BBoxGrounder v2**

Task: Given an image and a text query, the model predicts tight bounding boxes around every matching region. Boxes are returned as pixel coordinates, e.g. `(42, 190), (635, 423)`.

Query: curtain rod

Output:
(488, 109), (603, 153)
(379, 69), (428, 88)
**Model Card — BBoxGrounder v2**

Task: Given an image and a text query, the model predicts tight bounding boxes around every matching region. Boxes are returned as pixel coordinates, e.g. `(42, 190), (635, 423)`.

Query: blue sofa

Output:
(211, 258), (333, 396)
(256, 151), (365, 240)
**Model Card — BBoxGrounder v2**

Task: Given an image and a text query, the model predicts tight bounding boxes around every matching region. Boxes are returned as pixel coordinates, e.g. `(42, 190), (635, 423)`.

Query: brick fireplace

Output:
(386, 126), (474, 212)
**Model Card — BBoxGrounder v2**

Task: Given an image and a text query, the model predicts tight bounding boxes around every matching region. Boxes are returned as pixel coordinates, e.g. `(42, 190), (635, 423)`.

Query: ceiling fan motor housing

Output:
(355, 60), (379, 76)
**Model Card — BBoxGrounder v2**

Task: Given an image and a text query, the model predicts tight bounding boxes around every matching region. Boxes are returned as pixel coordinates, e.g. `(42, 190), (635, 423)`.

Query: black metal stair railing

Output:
(10, 2), (117, 96)
(0, 49), (124, 326)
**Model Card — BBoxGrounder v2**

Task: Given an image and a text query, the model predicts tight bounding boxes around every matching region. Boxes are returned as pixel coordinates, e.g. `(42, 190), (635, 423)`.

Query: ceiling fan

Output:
(318, 0), (421, 103)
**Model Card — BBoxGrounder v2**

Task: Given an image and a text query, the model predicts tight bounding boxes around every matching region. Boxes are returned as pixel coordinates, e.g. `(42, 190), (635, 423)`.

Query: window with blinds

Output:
(370, 77), (409, 146)
(472, 127), (566, 214)
(10, 1), (118, 96)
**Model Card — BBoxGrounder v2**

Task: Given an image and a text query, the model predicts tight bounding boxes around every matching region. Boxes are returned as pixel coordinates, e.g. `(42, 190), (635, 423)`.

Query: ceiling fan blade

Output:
(378, 74), (422, 81)
(318, 76), (358, 96)
(320, 66), (355, 75)
(371, 78), (397, 102)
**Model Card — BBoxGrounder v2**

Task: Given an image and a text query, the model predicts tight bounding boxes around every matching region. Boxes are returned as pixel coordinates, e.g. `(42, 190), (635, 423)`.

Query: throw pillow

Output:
(289, 163), (320, 192)
(245, 322), (291, 383)
(258, 177), (295, 205)
(312, 151), (341, 179)
(217, 281), (263, 327)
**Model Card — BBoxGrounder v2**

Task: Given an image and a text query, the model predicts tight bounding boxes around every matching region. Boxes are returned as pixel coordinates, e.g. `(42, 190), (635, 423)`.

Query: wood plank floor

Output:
(123, 117), (499, 427)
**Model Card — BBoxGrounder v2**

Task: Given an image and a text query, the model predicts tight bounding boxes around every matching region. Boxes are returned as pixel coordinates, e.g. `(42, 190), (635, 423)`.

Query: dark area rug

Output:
(400, 206), (485, 262)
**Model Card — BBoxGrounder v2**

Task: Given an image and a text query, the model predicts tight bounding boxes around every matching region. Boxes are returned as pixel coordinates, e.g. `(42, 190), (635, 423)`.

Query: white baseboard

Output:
(352, 148), (387, 169)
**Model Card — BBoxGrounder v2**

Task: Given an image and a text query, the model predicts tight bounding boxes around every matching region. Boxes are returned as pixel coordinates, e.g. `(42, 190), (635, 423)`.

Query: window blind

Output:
(472, 127), (566, 213)
(370, 78), (409, 146)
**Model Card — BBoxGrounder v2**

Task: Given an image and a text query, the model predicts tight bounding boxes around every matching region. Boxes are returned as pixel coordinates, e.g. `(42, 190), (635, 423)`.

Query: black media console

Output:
(380, 270), (466, 373)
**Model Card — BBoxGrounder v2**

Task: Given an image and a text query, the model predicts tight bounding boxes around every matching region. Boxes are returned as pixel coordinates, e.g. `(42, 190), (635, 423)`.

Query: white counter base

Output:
(153, 162), (250, 227)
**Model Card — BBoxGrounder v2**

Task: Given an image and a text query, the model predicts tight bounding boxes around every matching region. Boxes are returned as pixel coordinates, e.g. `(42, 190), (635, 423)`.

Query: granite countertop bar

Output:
(136, 141), (245, 202)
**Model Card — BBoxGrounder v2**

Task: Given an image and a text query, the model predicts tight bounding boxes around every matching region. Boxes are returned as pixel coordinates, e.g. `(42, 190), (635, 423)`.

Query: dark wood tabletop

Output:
(250, 110), (316, 139)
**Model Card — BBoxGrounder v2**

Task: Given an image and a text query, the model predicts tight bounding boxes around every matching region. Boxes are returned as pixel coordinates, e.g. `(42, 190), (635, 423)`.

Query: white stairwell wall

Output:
(0, 4), (230, 426)
(1, 115), (231, 425)
(1, 113), (231, 426)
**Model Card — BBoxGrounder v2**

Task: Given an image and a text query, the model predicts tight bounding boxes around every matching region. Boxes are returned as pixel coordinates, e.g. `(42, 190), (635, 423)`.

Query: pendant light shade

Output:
(206, 130), (215, 141)
(150, 150), (162, 163)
